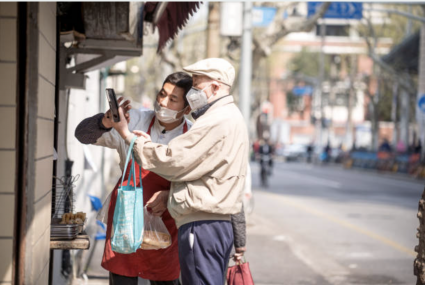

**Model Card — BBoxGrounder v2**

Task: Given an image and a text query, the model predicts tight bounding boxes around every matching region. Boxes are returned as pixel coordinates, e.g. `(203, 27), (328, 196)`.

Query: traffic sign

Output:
(307, 2), (363, 20)
(418, 95), (425, 113)
(292, 86), (313, 96)
(252, 7), (277, 27)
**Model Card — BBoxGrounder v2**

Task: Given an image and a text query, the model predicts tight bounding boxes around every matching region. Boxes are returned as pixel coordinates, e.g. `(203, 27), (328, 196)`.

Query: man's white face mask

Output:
(154, 101), (186, 124)
(185, 84), (212, 111)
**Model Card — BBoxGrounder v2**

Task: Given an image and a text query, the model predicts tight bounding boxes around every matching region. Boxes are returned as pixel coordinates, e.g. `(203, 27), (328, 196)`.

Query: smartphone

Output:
(106, 88), (120, 122)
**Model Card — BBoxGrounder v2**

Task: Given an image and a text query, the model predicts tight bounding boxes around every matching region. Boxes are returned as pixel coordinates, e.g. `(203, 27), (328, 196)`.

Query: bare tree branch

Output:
(253, 2), (331, 58)
(274, 3), (331, 47)
(364, 17), (378, 50)
(366, 43), (416, 95)
(360, 15), (417, 96)
(285, 3), (332, 34)
(159, 49), (177, 69)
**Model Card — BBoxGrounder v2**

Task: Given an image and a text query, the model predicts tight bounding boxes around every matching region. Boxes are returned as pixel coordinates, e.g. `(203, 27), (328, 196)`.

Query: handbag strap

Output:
(121, 136), (138, 187)
(128, 154), (137, 186)
(128, 158), (143, 190)
(127, 155), (142, 189)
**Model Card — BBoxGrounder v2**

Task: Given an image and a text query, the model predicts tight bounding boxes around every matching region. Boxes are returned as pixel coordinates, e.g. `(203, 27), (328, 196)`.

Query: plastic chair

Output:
(83, 195), (107, 277)
(88, 195), (103, 212)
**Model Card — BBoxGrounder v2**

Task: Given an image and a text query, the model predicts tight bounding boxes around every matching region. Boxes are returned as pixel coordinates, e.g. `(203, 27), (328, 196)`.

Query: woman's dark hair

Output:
(162, 72), (193, 107)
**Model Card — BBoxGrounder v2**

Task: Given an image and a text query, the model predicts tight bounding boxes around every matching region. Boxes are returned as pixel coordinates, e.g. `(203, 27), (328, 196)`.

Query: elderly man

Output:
(111, 58), (249, 285)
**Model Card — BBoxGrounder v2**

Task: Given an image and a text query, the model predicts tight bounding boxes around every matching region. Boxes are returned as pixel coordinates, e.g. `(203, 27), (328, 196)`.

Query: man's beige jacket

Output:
(125, 96), (249, 228)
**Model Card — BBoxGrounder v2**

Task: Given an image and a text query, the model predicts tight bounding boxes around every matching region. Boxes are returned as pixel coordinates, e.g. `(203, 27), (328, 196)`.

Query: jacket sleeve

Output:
(74, 113), (111, 144)
(74, 112), (122, 150)
(126, 122), (225, 182)
(231, 205), (246, 249)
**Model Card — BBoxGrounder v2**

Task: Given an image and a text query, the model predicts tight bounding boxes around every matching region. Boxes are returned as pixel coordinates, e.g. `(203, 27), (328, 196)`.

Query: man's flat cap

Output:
(183, 58), (235, 87)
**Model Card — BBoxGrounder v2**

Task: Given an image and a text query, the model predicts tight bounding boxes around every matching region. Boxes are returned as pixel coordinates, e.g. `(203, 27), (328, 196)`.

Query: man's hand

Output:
(146, 190), (169, 217)
(111, 107), (131, 139)
(233, 247), (246, 263)
(102, 97), (131, 129)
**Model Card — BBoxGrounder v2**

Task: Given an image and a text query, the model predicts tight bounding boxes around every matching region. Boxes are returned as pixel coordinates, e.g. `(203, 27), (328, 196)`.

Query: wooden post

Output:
(415, 187), (425, 284)
(206, 3), (220, 58)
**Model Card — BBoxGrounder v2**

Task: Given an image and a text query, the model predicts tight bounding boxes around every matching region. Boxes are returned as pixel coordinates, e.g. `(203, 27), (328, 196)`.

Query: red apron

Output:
(102, 117), (188, 281)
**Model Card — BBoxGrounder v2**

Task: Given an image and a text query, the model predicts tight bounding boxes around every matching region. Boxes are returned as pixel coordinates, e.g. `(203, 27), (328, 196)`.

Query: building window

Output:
(316, 24), (350, 37)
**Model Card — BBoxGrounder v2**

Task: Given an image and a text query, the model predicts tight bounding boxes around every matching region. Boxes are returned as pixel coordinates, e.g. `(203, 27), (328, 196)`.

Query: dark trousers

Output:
(178, 220), (234, 285)
(109, 272), (180, 285)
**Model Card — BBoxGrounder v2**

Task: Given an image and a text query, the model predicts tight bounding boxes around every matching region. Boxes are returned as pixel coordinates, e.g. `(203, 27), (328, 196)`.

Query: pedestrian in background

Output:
(379, 138), (392, 153)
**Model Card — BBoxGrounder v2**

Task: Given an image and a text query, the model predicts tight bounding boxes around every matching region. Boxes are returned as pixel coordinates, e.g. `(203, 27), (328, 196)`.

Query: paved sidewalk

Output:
(244, 211), (332, 285)
(71, 238), (150, 285)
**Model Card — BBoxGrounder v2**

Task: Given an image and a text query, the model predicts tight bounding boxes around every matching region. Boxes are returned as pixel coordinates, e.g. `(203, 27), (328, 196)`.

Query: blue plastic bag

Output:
(111, 136), (144, 254)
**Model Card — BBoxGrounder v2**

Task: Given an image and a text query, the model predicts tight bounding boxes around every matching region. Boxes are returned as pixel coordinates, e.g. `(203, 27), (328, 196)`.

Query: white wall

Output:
(52, 69), (120, 283)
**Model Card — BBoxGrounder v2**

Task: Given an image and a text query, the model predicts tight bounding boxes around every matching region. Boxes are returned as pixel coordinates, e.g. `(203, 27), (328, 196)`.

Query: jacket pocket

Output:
(171, 182), (188, 203)
(168, 182), (192, 217)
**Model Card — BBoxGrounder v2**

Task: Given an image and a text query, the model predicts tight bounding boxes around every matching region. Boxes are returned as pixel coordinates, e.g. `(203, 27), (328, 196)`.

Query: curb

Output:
(319, 162), (425, 184)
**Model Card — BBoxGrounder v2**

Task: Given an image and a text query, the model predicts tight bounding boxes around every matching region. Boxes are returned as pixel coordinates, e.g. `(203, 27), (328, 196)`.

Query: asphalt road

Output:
(245, 162), (425, 285)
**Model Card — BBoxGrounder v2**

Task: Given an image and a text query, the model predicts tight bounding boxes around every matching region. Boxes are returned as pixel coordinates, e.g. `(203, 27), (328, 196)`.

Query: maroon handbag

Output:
(227, 260), (254, 285)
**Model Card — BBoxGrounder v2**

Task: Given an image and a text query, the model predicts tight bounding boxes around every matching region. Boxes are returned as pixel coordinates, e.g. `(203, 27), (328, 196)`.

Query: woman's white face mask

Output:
(185, 84), (212, 111)
(154, 101), (186, 124)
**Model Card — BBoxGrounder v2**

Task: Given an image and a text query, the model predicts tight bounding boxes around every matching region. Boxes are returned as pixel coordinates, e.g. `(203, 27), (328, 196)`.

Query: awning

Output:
(144, 2), (202, 52)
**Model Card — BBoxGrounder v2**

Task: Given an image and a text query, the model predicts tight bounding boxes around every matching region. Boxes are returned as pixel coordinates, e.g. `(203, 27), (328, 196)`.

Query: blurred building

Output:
(266, 3), (395, 149)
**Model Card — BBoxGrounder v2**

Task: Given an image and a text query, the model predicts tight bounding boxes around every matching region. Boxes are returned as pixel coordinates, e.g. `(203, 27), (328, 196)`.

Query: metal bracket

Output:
(59, 46), (141, 90)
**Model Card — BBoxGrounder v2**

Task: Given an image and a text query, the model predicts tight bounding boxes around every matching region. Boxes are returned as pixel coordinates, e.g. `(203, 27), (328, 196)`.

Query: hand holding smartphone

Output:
(106, 88), (121, 122)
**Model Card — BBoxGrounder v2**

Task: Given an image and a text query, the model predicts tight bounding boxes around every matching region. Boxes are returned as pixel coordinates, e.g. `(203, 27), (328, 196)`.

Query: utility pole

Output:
(206, 3), (220, 58)
(316, 21), (326, 149)
(418, 22), (425, 159)
(239, 2), (253, 126)
(345, 55), (356, 150)
(391, 82), (399, 146)
(400, 88), (410, 148)
(398, 6), (414, 150)
(407, 5), (413, 36)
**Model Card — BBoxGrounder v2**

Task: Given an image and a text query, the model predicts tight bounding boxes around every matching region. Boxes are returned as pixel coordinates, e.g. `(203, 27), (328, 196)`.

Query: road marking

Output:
(279, 196), (416, 257)
(347, 252), (373, 258)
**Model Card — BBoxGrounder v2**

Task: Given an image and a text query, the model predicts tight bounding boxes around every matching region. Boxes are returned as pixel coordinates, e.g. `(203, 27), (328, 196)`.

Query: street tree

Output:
(358, 4), (424, 150)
